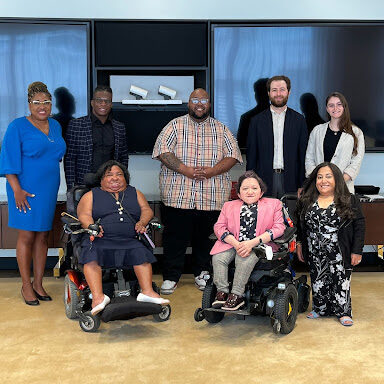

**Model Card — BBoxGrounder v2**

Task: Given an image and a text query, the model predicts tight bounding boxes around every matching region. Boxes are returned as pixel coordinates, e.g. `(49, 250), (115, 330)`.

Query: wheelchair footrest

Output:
(203, 307), (251, 316)
(100, 296), (163, 323)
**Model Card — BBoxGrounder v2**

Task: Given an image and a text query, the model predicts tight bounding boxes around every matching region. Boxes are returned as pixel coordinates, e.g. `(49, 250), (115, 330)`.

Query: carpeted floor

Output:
(1, 273), (384, 384)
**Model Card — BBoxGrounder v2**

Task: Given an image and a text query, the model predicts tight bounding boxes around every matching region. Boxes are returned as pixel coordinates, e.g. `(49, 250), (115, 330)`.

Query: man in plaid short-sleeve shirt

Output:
(153, 88), (242, 294)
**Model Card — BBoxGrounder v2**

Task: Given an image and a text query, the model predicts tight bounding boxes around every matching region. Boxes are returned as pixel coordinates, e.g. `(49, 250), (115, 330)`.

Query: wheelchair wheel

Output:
(64, 274), (79, 319)
(79, 311), (101, 332)
(153, 305), (171, 322)
(202, 283), (224, 324)
(194, 308), (205, 322)
(274, 284), (298, 334)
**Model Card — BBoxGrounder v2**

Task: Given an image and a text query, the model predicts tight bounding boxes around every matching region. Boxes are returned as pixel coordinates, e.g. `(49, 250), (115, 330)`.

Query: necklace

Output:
(28, 117), (55, 142)
(110, 191), (125, 215)
(328, 123), (340, 136)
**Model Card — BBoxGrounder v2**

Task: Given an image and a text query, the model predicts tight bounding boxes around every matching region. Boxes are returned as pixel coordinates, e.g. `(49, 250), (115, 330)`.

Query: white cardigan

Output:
(305, 122), (365, 193)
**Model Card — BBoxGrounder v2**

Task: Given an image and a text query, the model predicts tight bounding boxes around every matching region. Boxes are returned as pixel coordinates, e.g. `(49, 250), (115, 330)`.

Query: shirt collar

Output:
(188, 114), (210, 125)
(91, 112), (113, 124)
(270, 105), (287, 115)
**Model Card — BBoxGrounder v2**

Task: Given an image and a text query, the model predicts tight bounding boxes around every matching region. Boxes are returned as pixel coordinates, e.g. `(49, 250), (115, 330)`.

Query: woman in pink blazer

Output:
(210, 171), (285, 311)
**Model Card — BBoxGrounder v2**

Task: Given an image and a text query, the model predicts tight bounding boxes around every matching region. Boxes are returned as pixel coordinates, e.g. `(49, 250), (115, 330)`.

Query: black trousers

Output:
(160, 204), (220, 282)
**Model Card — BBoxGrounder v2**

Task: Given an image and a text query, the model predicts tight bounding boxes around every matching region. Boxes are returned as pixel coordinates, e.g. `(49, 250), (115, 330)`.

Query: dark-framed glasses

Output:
(29, 100), (52, 106)
(190, 98), (209, 105)
(93, 98), (112, 105)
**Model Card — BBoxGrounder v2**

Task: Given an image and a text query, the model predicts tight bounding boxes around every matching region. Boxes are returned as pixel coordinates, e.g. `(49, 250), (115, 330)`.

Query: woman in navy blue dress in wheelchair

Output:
(296, 162), (365, 326)
(210, 171), (286, 311)
(77, 160), (169, 315)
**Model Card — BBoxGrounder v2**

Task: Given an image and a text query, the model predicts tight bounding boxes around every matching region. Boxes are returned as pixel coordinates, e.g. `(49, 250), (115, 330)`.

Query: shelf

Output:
(112, 102), (188, 112)
(122, 99), (183, 105)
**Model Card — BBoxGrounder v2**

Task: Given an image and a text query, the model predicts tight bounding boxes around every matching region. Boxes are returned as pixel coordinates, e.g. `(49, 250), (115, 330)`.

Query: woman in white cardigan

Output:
(305, 92), (365, 193)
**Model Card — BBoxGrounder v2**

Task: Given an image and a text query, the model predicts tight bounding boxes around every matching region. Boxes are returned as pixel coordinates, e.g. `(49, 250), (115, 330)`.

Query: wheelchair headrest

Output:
(83, 173), (99, 187)
(66, 173), (100, 216)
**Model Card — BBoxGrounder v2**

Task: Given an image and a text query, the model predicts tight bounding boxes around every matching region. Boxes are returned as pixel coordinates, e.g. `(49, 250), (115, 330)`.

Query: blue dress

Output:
(0, 117), (66, 231)
(79, 186), (156, 267)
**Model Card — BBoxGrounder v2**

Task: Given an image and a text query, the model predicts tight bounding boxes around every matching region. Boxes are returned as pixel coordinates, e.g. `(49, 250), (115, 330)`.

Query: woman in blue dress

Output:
(0, 82), (66, 305)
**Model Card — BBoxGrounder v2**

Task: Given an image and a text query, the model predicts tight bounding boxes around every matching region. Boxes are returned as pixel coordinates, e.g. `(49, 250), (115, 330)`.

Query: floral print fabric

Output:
(305, 201), (352, 317)
(239, 203), (258, 242)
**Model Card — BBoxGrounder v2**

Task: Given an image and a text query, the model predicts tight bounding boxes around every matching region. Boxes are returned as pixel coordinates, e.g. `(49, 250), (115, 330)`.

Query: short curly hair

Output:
(236, 170), (267, 194)
(96, 160), (130, 185)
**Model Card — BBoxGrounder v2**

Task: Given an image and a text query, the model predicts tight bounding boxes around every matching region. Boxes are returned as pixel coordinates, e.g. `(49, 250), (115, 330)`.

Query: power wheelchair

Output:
(62, 177), (171, 332)
(194, 195), (310, 335)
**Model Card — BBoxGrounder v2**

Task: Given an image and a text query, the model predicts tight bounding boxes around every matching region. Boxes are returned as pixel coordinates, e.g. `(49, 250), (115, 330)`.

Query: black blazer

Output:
(64, 115), (129, 190)
(246, 107), (308, 193)
(296, 194), (365, 269)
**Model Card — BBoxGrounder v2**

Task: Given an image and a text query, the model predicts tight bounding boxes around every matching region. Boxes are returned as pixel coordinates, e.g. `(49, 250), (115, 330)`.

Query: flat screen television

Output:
(0, 21), (89, 142)
(212, 24), (384, 151)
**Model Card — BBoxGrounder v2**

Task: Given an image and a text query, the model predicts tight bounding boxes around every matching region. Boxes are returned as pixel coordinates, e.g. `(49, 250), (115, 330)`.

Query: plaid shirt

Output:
(153, 114), (242, 211)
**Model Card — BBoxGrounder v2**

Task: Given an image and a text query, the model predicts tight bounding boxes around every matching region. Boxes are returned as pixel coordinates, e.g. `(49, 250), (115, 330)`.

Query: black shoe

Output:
(33, 289), (52, 301)
(21, 288), (39, 306)
(212, 291), (228, 308)
(222, 293), (245, 311)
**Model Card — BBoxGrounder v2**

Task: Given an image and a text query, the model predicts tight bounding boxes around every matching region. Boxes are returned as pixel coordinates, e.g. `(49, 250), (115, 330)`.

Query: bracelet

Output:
(266, 229), (274, 240)
(221, 231), (233, 243)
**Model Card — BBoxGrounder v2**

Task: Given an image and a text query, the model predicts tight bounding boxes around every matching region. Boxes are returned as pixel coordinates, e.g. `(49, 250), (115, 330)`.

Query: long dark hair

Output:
(326, 92), (358, 155)
(297, 162), (354, 221)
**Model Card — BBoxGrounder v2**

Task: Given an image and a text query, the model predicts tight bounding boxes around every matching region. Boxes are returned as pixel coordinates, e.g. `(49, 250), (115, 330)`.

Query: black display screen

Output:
(213, 24), (384, 151)
(95, 21), (207, 67)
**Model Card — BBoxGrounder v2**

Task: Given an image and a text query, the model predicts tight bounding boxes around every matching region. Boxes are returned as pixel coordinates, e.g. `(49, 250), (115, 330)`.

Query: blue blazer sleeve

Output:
(0, 119), (22, 177)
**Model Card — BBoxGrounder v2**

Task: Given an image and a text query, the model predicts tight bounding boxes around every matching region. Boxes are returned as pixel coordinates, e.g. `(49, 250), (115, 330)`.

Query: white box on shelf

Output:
(121, 99), (183, 105)
(110, 75), (194, 103)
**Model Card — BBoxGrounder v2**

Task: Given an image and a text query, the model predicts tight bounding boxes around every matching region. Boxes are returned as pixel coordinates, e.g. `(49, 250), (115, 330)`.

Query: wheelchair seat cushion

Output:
(100, 296), (162, 322)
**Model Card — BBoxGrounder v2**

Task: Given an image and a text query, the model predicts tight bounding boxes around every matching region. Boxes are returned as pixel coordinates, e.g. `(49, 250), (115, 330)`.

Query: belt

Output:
(274, 169), (284, 173)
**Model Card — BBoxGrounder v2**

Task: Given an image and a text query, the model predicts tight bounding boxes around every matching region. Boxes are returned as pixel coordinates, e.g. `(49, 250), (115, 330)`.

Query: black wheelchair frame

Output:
(194, 196), (310, 335)
(62, 182), (171, 332)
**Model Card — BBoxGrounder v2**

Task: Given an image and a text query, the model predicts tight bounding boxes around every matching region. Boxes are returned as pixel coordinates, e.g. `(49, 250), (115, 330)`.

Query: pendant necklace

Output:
(110, 191), (125, 215)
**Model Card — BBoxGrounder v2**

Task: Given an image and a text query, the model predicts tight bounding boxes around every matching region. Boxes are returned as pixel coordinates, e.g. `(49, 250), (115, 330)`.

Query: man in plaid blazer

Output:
(64, 85), (128, 189)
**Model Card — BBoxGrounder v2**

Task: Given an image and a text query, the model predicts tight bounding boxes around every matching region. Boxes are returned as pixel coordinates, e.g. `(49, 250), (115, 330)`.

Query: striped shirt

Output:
(153, 114), (242, 211)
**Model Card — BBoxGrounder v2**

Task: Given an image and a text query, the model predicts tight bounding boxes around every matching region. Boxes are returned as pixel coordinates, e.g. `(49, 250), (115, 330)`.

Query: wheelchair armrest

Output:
(61, 215), (80, 226)
(273, 226), (297, 244)
(209, 233), (217, 241)
(149, 217), (163, 231)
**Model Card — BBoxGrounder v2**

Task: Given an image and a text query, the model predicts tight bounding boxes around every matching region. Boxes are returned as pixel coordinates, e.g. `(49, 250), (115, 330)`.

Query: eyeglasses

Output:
(29, 100), (52, 106)
(190, 98), (209, 105)
(93, 98), (112, 105)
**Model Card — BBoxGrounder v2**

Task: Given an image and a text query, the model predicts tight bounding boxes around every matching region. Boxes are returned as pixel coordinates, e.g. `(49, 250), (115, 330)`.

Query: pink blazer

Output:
(210, 197), (286, 255)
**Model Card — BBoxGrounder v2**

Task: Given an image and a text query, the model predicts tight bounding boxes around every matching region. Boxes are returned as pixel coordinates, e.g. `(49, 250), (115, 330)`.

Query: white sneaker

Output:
(161, 280), (177, 295)
(195, 271), (210, 291)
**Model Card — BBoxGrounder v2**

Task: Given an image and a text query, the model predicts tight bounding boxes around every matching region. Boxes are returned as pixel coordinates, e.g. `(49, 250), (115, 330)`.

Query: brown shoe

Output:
(212, 291), (228, 308)
(222, 293), (245, 311)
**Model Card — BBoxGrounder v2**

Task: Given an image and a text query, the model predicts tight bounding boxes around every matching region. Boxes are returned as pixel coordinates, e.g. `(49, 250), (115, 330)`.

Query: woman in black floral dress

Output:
(296, 162), (365, 326)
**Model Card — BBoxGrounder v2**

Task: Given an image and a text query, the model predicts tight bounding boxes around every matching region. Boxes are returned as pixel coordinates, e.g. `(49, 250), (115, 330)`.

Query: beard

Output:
(188, 107), (210, 121)
(270, 95), (289, 108)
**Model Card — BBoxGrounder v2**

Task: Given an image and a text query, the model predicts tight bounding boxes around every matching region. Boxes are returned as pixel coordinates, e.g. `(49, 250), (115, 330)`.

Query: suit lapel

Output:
(283, 108), (291, 162)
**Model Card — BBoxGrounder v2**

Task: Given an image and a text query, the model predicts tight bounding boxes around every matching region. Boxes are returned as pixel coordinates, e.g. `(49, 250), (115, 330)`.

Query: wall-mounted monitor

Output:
(0, 21), (89, 141)
(212, 24), (384, 151)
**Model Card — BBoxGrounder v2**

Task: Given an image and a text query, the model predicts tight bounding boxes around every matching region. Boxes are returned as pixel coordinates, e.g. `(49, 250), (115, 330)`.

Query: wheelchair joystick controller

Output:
(88, 219), (101, 241)
(258, 240), (274, 261)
